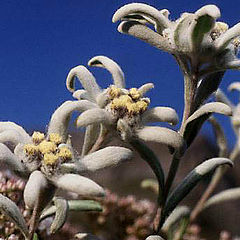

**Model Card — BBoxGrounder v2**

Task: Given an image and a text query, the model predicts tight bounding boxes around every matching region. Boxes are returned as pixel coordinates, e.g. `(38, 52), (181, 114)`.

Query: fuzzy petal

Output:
(66, 65), (101, 98)
(145, 236), (165, 240)
(228, 82), (240, 92)
(72, 89), (94, 102)
(138, 83), (154, 96)
(24, 171), (55, 209)
(118, 21), (172, 52)
(47, 100), (97, 141)
(215, 22), (240, 50)
(55, 174), (104, 197)
(0, 129), (27, 148)
(76, 108), (114, 128)
(142, 107), (179, 125)
(112, 3), (170, 31)
(136, 126), (186, 156)
(0, 143), (26, 176)
(0, 121), (31, 143)
(73, 146), (132, 172)
(88, 56), (125, 88)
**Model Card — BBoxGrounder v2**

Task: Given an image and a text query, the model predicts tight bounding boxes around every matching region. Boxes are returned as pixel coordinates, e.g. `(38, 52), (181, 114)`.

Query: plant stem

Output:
(190, 142), (239, 222)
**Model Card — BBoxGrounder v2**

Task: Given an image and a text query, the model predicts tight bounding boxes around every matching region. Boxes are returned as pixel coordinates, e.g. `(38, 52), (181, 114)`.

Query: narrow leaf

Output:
(162, 157), (233, 223)
(112, 3), (170, 30)
(162, 206), (190, 232)
(0, 193), (29, 238)
(138, 83), (154, 96)
(130, 139), (164, 202)
(182, 102), (232, 146)
(50, 198), (69, 234)
(215, 89), (233, 108)
(40, 200), (102, 220)
(228, 81), (240, 92)
(203, 187), (240, 210)
(117, 20), (172, 52)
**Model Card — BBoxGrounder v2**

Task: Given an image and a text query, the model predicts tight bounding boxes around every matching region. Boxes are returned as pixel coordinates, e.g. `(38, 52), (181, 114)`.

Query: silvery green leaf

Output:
(117, 20), (172, 52)
(138, 83), (154, 96)
(190, 5), (220, 51)
(182, 102), (232, 146)
(72, 89), (94, 102)
(224, 59), (240, 70)
(215, 22), (240, 50)
(174, 14), (195, 52)
(24, 171), (55, 210)
(141, 179), (158, 194)
(88, 56), (125, 88)
(0, 193), (29, 238)
(74, 233), (101, 240)
(136, 126), (186, 156)
(162, 206), (190, 232)
(145, 236), (165, 240)
(41, 200), (102, 220)
(112, 3), (170, 31)
(228, 82), (240, 92)
(208, 117), (228, 157)
(162, 157), (233, 223)
(0, 121), (31, 143)
(130, 139), (164, 201)
(55, 174), (104, 197)
(79, 146), (132, 172)
(81, 124), (100, 156)
(76, 108), (113, 128)
(203, 187), (240, 210)
(193, 71), (225, 111)
(0, 129), (26, 147)
(50, 198), (69, 234)
(66, 65), (101, 98)
(63, 146), (132, 172)
(215, 89), (233, 108)
(142, 107), (179, 125)
(47, 100), (98, 141)
(0, 143), (26, 176)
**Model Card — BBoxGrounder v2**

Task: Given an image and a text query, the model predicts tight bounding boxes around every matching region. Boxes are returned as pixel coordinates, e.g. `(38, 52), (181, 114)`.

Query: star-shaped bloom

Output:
(66, 55), (185, 156)
(113, 3), (240, 77)
(0, 100), (133, 236)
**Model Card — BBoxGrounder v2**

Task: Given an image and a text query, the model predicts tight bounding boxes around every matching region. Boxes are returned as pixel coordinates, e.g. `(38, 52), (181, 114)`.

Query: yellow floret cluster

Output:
(23, 132), (72, 166)
(109, 86), (149, 115)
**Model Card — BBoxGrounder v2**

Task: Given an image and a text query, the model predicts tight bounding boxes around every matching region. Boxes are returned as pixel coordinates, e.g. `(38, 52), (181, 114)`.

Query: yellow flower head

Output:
(129, 88), (141, 100)
(111, 95), (133, 110)
(24, 144), (39, 156)
(49, 133), (63, 145)
(38, 140), (57, 154)
(58, 147), (73, 161)
(108, 85), (121, 99)
(43, 153), (59, 166)
(32, 131), (45, 144)
(126, 100), (148, 114)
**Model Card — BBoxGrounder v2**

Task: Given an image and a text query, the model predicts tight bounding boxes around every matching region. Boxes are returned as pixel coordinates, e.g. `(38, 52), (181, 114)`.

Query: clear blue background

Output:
(0, 0), (239, 147)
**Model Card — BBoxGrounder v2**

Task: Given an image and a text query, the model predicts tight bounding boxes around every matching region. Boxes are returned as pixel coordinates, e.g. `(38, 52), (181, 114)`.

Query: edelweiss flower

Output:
(0, 100), (133, 235)
(113, 3), (240, 77)
(66, 55), (185, 155)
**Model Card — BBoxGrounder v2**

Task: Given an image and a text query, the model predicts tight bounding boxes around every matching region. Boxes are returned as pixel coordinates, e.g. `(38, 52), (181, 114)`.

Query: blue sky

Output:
(0, 0), (240, 147)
